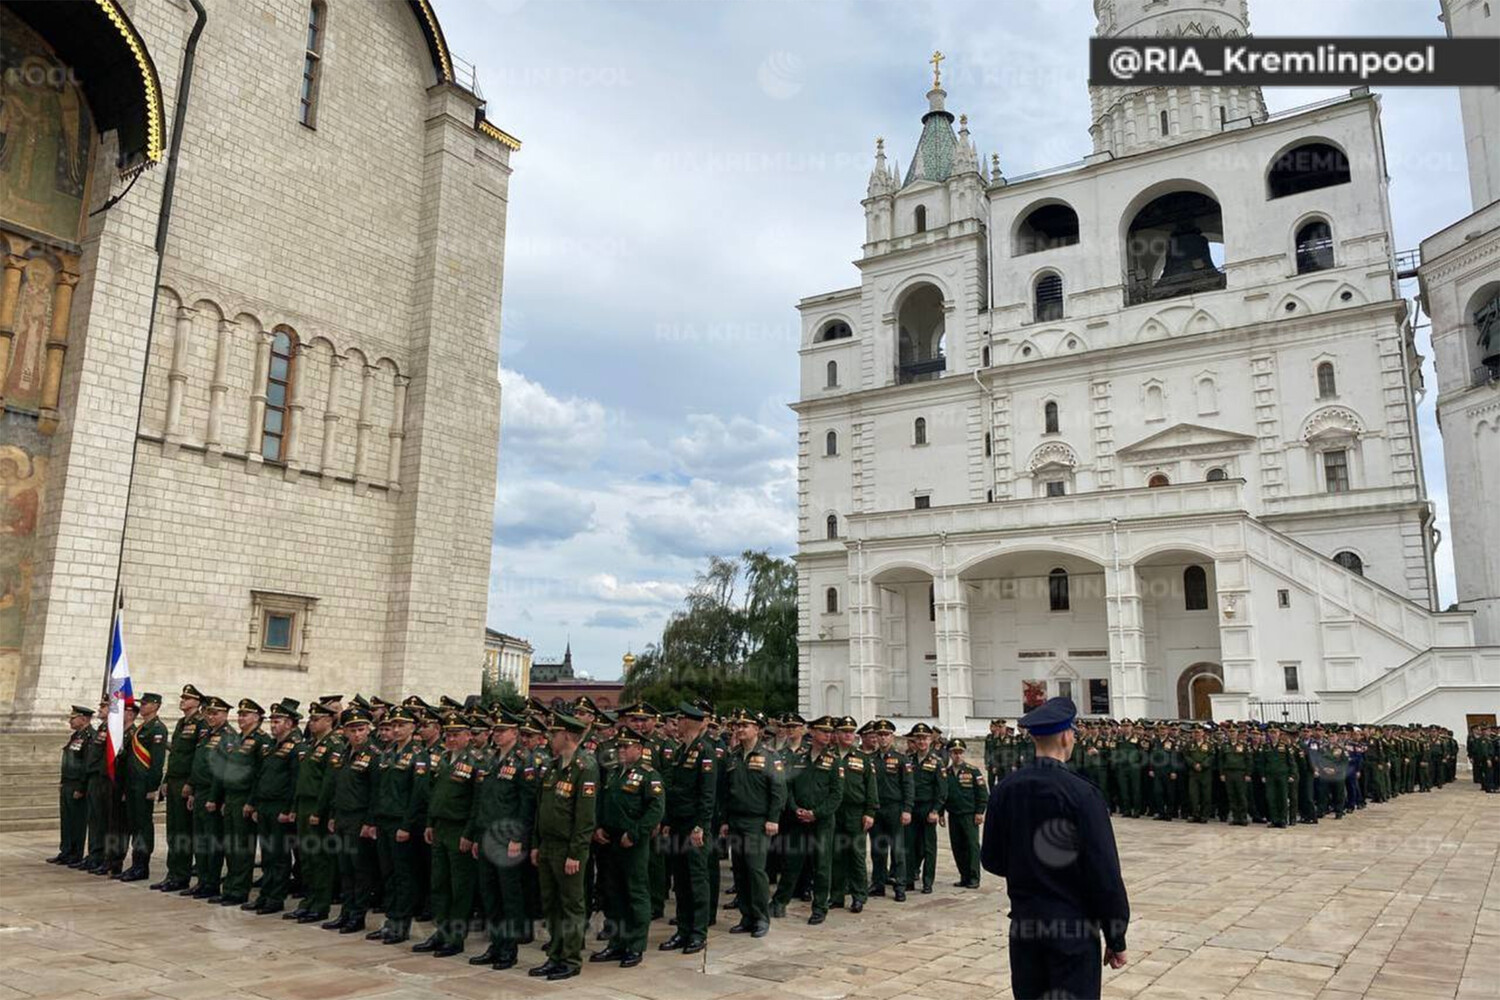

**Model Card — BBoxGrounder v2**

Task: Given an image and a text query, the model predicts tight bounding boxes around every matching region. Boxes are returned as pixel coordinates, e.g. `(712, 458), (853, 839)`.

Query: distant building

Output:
(530, 642), (577, 683)
(484, 629), (533, 697)
(527, 644), (625, 713)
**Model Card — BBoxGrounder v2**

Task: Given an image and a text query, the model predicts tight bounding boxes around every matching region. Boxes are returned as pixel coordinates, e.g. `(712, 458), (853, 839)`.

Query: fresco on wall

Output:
(0, 422), (47, 650)
(3, 251), (55, 410)
(1022, 678), (1047, 710)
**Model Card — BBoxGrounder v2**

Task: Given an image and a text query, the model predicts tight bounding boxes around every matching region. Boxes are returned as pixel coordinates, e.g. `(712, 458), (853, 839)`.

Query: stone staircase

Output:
(0, 732), (65, 833)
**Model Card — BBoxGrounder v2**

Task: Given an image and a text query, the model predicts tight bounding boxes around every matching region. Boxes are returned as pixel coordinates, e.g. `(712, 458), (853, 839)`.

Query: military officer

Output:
(319, 707), (380, 934)
(52, 706), (93, 867)
(661, 702), (717, 954)
(941, 739), (985, 888)
(246, 699), (301, 914)
(81, 702), (111, 872)
(590, 726), (664, 968)
(211, 698), (272, 904)
(183, 695), (230, 897)
(905, 723), (946, 895)
(1256, 727), (1298, 829)
(718, 709), (785, 937)
(831, 715), (877, 912)
(415, 712), (479, 957)
(868, 719), (913, 902)
(771, 715), (844, 923)
(152, 685), (204, 891)
(467, 710), (538, 969)
(1216, 728), (1253, 826)
(359, 706), (421, 943)
(1111, 723), (1145, 818)
(285, 702), (339, 923)
(115, 692), (168, 882)
(530, 712), (600, 982)
(1183, 726), (1214, 824)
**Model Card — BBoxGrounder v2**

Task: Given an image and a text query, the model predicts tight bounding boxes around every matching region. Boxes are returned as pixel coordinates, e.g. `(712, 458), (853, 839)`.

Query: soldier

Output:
(183, 695), (230, 897)
(81, 702), (111, 872)
(467, 710), (538, 969)
(718, 709), (785, 937)
(984, 719), (1004, 788)
(406, 700), (443, 923)
(529, 712), (600, 982)
(152, 685), (204, 891)
(904, 722), (946, 895)
(246, 699), (301, 914)
(1080, 725), (1109, 797)
(1313, 736), (1348, 819)
(285, 702), (339, 923)
(770, 715), (844, 923)
(52, 705), (93, 867)
(1216, 728), (1253, 826)
(1110, 723), (1143, 818)
(1183, 726), (1214, 824)
(101, 702), (137, 876)
(115, 692), (168, 882)
(868, 719), (912, 902)
(415, 712), (479, 956)
(941, 740), (985, 888)
(831, 715), (877, 912)
(590, 725), (664, 968)
(211, 698), (271, 905)
(1256, 727), (1297, 829)
(661, 702), (717, 953)
(319, 707), (379, 934)
(360, 706), (421, 943)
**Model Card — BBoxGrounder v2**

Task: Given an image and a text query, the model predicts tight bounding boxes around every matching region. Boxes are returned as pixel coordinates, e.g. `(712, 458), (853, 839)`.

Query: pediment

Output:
(1117, 422), (1256, 459)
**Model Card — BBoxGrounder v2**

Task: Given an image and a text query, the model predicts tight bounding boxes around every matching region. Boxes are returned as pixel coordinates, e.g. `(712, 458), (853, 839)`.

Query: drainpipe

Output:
(102, 0), (209, 692)
(973, 367), (992, 499)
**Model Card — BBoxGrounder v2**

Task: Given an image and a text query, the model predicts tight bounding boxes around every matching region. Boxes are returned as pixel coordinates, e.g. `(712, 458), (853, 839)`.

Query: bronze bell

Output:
(1156, 222), (1220, 289)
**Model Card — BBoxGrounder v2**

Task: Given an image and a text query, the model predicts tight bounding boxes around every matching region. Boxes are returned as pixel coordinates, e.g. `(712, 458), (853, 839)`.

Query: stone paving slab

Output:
(0, 782), (1495, 998)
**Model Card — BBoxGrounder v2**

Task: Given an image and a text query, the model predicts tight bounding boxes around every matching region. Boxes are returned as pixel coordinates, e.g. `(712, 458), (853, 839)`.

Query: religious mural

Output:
(1022, 678), (1047, 710)
(0, 418), (46, 651)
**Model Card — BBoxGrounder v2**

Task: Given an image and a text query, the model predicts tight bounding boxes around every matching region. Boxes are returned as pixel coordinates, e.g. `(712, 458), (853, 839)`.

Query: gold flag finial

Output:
(930, 50), (945, 87)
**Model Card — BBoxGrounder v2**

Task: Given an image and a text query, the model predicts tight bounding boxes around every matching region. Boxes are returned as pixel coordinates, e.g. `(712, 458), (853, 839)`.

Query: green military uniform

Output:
(289, 712), (338, 920)
(1216, 736), (1253, 825)
(772, 718), (844, 920)
(212, 702), (272, 902)
(593, 731), (664, 961)
(833, 719), (878, 909)
(468, 720), (538, 966)
(421, 721), (480, 951)
(905, 728), (947, 893)
(161, 689), (206, 886)
(84, 718), (110, 869)
(535, 716), (600, 977)
(941, 744), (985, 887)
(318, 711), (380, 929)
(187, 703), (229, 894)
(1255, 736), (1297, 828)
(1314, 742), (1348, 817)
(868, 722), (913, 898)
(663, 711), (718, 947)
(1183, 734), (1214, 823)
(249, 701), (301, 912)
(55, 710), (92, 864)
(122, 699), (168, 877)
(719, 715), (786, 933)
(368, 710), (424, 942)
(1080, 732), (1108, 798)
(1110, 731), (1144, 817)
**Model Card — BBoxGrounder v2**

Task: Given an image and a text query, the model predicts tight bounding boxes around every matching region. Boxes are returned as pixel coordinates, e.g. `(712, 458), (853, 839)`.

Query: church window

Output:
(984, 432), (992, 457)
(1296, 220), (1334, 273)
(300, 2), (326, 127)
(1045, 480), (1066, 497)
(262, 329), (296, 462)
(1159, 110), (1169, 135)
(1015, 203), (1080, 254)
(825, 430), (838, 456)
(826, 360), (838, 387)
(1034, 273), (1064, 322)
(1148, 473), (1170, 488)
(914, 494), (931, 510)
(1322, 449), (1350, 493)
(1333, 550), (1364, 575)
(1317, 361), (1337, 398)
(817, 320), (852, 342)
(825, 587), (840, 614)
(1043, 400), (1059, 434)
(1124, 190), (1225, 305)
(914, 205), (927, 233)
(1268, 142), (1351, 199)
(897, 283), (946, 384)
(1184, 566), (1208, 610)
(914, 417), (927, 445)
(1206, 467), (1227, 481)
(1049, 568), (1070, 611)
(826, 514), (838, 540)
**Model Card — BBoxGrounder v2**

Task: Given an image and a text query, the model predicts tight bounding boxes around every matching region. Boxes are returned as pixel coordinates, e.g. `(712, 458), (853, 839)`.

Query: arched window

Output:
(1333, 550), (1364, 575)
(1125, 189), (1225, 305)
(1148, 473), (1170, 488)
(825, 587), (840, 614)
(1144, 383), (1165, 421)
(1048, 568), (1070, 612)
(826, 514), (838, 540)
(1014, 203), (1080, 255)
(914, 205), (927, 233)
(1184, 566), (1209, 610)
(1160, 109), (1169, 135)
(817, 320), (852, 342)
(1317, 361), (1337, 398)
(896, 283), (946, 385)
(300, 2), (326, 127)
(984, 432), (992, 457)
(826, 360), (838, 387)
(262, 329), (296, 461)
(1196, 375), (1218, 414)
(1034, 273), (1064, 322)
(913, 417), (927, 446)
(825, 430), (838, 456)
(1205, 467), (1227, 482)
(1044, 400), (1059, 434)
(1295, 220), (1334, 274)
(1268, 142), (1351, 198)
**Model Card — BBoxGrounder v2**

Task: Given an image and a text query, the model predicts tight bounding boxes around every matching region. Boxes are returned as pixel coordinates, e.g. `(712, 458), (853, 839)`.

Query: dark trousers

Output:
(904, 810), (939, 889)
(539, 841), (586, 971)
(1008, 922), (1102, 1000)
(727, 819), (770, 927)
(124, 784), (155, 870)
(666, 828), (710, 939)
(477, 842), (529, 954)
(59, 786), (86, 859)
(164, 779), (193, 880)
(86, 777), (110, 861)
(222, 794), (257, 898)
(947, 813), (980, 884)
(192, 802), (225, 890)
(297, 807), (335, 914)
(376, 820), (416, 922)
(334, 814), (377, 921)
(833, 810), (869, 904)
(599, 837), (650, 952)
(256, 804), (293, 906)
(869, 809), (907, 889)
(430, 820), (475, 947)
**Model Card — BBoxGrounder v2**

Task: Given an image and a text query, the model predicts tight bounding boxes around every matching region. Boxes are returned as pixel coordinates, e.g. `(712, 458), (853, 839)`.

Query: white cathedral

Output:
(793, 0), (1500, 737)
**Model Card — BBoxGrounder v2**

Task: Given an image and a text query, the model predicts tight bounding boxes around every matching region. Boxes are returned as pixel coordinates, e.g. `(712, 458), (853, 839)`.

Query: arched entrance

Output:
(1177, 662), (1223, 720)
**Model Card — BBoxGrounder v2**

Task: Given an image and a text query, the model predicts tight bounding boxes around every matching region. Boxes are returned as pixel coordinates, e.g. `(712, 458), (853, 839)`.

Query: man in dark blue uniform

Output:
(981, 697), (1130, 1000)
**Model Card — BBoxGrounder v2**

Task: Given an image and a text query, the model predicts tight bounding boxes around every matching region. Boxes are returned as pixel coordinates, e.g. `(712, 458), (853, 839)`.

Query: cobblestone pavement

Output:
(1, 781), (1496, 1000)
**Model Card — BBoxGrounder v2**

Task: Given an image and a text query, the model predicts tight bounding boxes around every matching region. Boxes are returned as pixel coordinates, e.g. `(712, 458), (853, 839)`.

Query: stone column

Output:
(0, 252), (26, 402)
(846, 543), (882, 720)
(37, 269), (80, 435)
(282, 342), (306, 479)
(1213, 551), (1257, 710)
(162, 303), (195, 451)
(318, 352), (343, 486)
(934, 571), (974, 728)
(353, 363), (374, 491)
(1105, 560), (1150, 718)
(245, 328), (273, 472)
(386, 374), (409, 490)
(205, 318), (235, 459)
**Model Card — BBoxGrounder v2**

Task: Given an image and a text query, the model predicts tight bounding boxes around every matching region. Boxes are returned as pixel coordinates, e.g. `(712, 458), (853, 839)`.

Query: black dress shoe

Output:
(751, 924), (769, 938)
(120, 870), (149, 883)
(46, 853), (67, 865)
(296, 911), (328, 924)
(492, 954), (517, 970)
(893, 889), (907, 902)
(148, 879), (171, 890)
(204, 895), (223, 904)
(382, 928), (409, 945)
(69, 860), (89, 870)
(868, 885), (885, 897)
(619, 951), (643, 968)
(258, 903), (284, 915)
(518, 928), (534, 945)
(920, 886), (933, 895)
(240, 899), (260, 911)
(797, 891), (812, 902)
(849, 900), (864, 913)
(658, 934), (685, 951)
(951, 881), (968, 888)
(769, 901), (786, 918)
(727, 922), (754, 934)
(528, 961), (561, 977)
(219, 896), (247, 906)
(433, 943), (463, 957)
(722, 899), (742, 910)
(411, 935), (442, 953)
(807, 911), (826, 926)
(590, 946), (625, 962)
(682, 938), (706, 955)
(830, 900), (844, 909)
(469, 945), (501, 965)
(283, 908), (308, 921)
(321, 915), (347, 930)
(367, 927), (390, 941)
(338, 917), (367, 934)
(546, 966), (579, 981)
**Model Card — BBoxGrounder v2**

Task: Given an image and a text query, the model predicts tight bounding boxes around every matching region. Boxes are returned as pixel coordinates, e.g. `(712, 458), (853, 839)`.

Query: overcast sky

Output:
(434, 0), (1472, 680)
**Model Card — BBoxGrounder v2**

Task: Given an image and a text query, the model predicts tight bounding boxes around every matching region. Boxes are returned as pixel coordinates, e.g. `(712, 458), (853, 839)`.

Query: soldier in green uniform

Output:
(718, 709), (785, 937)
(52, 706), (93, 867)
(152, 685), (204, 891)
(183, 695), (230, 897)
(868, 719), (912, 902)
(1313, 737), (1349, 818)
(319, 707), (379, 933)
(467, 710), (538, 969)
(661, 702), (717, 953)
(518, 714), (549, 941)
(1256, 727), (1298, 829)
(210, 698), (272, 904)
(99, 703), (137, 876)
(405, 700), (443, 923)
(1080, 726), (1109, 798)
(81, 703), (111, 872)
(904, 722), (946, 894)
(770, 715), (844, 923)
(1216, 729), (1253, 825)
(529, 712), (600, 982)
(1183, 726), (1214, 824)
(245, 699), (301, 914)
(285, 702), (338, 923)
(590, 725), (664, 968)
(117, 692), (168, 881)
(361, 706), (422, 943)
(941, 740), (985, 888)
(983, 719), (1004, 789)
(831, 715), (877, 912)
(1109, 723), (1141, 818)
(415, 712), (479, 956)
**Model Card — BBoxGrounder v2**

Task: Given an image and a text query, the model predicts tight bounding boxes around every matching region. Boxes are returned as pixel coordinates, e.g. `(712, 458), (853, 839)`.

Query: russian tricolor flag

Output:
(104, 602), (135, 781)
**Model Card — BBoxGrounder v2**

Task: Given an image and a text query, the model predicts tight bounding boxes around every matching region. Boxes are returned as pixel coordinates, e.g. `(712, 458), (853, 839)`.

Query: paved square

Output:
(0, 783), (1495, 1000)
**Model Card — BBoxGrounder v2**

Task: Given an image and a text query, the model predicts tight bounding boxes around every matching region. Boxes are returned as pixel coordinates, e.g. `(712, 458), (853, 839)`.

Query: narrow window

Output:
(1316, 361), (1337, 398)
(1049, 568), (1070, 611)
(1160, 109), (1169, 135)
(1218, 105), (1227, 126)
(1323, 449), (1350, 493)
(263, 611), (295, 650)
(1144, 383), (1164, 421)
(826, 360), (838, 387)
(1148, 473), (1170, 488)
(1046, 480), (1066, 497)
(825, 587), (840, 614)
(826, 514), (838, 540)
(1044, 400), (1059, 434)
(1277, 588), (1291, 608)
(825, 430), (837, 456)
(1034, 273), (1064, 322)
(300, 2), (326, 127)
(1184, 566), (1208, 611)
(914, 494), (931, 510)
(1283, 664), (1300, 692)
(1333, 550), (1364, 575)
(262, 329), (295, 462)
(1296, 220), (1335, 274)
(928, 583), (936, 621)
(983, 432), (992, 457)
(914, 205), (927, 233)
(1205, 467), (1227, 482)
(981, 346), (991, 367)
(914, 417), (927, 446)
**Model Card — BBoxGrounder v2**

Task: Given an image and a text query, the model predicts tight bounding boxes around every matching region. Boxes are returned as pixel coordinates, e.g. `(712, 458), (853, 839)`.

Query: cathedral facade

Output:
(0, 0), (516, 726)
(794, 0), (1499, 735)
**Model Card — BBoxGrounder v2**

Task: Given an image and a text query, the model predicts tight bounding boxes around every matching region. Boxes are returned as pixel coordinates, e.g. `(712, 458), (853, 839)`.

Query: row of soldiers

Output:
(51, 688), (994, 980)
(1468, 724), (1500, 793)
(983, 717), (1460, 827)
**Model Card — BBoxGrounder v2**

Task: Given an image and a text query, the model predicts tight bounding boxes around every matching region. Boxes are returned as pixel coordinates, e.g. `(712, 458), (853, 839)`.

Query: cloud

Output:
(625, 479), (795, 561)
(500, 367), (611, 470)
(667, 412), (794, 487)
(494, 481), (596, 547)
(583, 610), (649, 630)
(584, 573), (690, 606)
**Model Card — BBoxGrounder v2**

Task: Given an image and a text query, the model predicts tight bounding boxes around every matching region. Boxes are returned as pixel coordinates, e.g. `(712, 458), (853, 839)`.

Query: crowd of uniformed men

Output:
(51, 685), (1485, 980)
